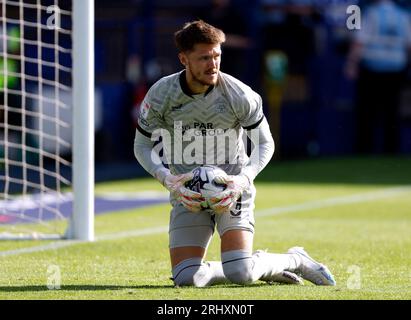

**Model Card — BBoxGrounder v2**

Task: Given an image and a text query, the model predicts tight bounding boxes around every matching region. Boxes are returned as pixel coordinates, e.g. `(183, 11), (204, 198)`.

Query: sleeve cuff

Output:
(154, 167), (171, 186)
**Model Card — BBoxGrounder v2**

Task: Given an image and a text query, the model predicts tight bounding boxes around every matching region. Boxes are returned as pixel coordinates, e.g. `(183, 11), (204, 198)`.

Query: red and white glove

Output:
(163, 172), (204, 212)
(208, 174), (250, 214)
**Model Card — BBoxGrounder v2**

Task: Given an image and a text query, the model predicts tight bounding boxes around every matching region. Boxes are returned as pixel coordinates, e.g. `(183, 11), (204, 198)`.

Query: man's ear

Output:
(178, 52), (187, 67)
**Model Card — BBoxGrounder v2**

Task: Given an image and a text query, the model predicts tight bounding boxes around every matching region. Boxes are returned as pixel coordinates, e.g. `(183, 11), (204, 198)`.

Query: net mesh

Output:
(0, 0), (73, 239)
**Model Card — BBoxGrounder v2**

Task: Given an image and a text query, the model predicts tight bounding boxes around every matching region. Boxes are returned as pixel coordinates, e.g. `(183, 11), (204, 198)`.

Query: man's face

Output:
(179, 43), (222, 87)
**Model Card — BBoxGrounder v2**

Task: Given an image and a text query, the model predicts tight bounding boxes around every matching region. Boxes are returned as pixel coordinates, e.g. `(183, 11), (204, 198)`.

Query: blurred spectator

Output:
(345, 0), (411, 154)
(261, 0), (318, 158)
(0, 25), (22, 160)
(261, 0), (317, 74)
(195, 0), (252, 80)
(0, 26), (20, 89)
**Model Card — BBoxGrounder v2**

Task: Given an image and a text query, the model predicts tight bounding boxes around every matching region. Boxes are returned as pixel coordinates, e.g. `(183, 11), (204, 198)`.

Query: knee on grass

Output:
(172, 258), (211, 288)
(222, 250), (255, 285)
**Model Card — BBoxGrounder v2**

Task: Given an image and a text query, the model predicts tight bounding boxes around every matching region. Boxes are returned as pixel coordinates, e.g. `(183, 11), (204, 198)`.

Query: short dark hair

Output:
(174, 20), (226, 52)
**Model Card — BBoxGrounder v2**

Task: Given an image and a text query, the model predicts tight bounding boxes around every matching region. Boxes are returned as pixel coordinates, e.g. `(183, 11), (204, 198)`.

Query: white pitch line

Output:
(1, 186), (410, 258)
(256, 185), (411, 218)
(0, 226), (169, 258)
(0, 240), (81, 257)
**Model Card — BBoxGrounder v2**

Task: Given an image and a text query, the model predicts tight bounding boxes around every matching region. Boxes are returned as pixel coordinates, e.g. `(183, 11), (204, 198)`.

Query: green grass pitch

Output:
(0, 156), (410, 300)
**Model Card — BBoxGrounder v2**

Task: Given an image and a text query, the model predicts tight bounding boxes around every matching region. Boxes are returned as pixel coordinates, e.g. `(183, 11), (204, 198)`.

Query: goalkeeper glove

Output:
(162, 172), (204, 213)
(208, 174), (250, 214)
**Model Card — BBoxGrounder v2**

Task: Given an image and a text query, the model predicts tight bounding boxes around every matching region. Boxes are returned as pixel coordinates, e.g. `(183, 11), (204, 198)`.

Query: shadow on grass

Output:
(0, 285), (174, 292)
(0, 283), (273, 292)
(257, 156), (411, 186)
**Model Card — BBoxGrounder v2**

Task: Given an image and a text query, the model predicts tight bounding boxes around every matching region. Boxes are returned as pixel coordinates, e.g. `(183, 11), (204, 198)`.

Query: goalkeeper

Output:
(134, 20), (336, 287)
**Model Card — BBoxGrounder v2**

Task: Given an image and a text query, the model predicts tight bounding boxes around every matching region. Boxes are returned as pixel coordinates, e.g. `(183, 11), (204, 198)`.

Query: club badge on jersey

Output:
(140, 101), (151, 120)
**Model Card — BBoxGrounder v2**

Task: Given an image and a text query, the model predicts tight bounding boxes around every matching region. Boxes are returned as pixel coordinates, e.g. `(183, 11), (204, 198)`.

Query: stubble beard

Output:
(189, 68), (217, 87)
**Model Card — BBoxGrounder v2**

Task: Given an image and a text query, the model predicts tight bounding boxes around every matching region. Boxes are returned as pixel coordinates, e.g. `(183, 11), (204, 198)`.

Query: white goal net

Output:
(0, 0), (94, 240)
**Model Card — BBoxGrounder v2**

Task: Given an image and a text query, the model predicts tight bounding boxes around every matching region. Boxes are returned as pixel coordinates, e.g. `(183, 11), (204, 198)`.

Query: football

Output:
(185, 165), (227, 210)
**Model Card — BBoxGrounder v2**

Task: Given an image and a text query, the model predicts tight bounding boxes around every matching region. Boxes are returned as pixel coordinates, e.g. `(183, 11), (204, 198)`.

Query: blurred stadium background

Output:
(1, 0), (411, 300)
(2, 0), (411, 180)
(88, 0), (411, 176)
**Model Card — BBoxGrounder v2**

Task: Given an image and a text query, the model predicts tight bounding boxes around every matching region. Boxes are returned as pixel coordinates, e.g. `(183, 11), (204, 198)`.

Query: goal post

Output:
(70, 0), (94, 241)
(0, 0), (94, 241)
